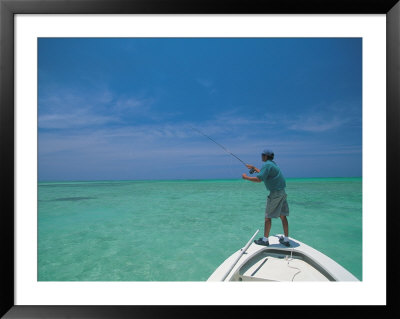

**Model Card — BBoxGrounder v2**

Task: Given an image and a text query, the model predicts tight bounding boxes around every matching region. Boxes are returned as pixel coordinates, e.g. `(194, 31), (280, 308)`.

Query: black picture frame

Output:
(1, 0), (398, 318)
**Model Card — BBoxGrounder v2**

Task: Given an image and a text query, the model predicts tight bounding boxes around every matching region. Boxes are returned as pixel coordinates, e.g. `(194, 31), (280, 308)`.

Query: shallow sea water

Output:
(38, 178), (362, 281)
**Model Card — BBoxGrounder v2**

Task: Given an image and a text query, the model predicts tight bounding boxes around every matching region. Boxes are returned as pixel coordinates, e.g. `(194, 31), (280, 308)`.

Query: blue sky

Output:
(38, 38), (362, 181)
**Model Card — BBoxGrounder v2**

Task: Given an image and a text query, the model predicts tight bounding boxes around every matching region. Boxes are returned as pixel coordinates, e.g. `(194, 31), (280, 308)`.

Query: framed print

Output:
(1, 0), (399, 318)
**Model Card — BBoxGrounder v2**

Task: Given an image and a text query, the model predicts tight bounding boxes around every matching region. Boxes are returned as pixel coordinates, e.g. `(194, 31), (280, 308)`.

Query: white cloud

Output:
(38, 88), (158, 129)
(112, 96), (153, 114)
(196, 78), (213, 88)
(38, 92), (361, 180)
(196, 78), (217, 94)
(287, 115), (349, 132)
(38, 111), (119, 129)
(38, 116), (361, 181)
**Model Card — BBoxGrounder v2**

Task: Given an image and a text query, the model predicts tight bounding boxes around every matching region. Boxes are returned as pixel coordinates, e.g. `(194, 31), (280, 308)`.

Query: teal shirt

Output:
(256, 160), (286, 191)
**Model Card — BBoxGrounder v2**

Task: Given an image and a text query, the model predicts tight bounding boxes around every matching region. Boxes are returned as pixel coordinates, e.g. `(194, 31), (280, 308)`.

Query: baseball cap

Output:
(261, 149), (274, 156)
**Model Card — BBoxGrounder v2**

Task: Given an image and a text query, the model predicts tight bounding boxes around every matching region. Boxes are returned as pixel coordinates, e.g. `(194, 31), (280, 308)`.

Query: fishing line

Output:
(190, 126), (256, 174)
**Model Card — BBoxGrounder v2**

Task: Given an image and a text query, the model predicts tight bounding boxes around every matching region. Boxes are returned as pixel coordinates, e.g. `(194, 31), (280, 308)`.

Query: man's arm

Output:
(242, 173), (262, 183)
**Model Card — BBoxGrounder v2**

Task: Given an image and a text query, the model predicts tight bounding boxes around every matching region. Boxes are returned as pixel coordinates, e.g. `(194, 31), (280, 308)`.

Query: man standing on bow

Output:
(242, 149), (290, 247)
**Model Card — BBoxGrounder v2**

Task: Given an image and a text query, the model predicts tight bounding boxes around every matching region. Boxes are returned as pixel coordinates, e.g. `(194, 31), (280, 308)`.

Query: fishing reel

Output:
(249, 167), (256, 174)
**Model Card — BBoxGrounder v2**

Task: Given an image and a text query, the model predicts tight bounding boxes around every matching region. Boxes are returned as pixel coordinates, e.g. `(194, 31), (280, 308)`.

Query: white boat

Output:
(207, 230), (359, 282)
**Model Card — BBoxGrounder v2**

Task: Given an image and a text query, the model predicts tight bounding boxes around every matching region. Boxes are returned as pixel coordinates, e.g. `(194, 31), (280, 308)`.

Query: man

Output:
(242, 149), (290, 247)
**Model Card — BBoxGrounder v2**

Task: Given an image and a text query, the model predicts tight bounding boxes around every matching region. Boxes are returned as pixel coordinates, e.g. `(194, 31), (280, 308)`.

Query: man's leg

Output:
(264, 218), (272, 238)
(255, 218), (272, 246)
(280, 215), (289, 237)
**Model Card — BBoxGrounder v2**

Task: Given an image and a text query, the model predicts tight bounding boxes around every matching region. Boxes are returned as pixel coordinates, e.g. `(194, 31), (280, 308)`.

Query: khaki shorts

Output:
(265, 189), (289, 218)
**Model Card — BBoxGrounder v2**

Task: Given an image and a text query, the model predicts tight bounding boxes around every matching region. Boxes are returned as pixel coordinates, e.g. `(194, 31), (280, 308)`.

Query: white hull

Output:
(208, 231), (359, 282)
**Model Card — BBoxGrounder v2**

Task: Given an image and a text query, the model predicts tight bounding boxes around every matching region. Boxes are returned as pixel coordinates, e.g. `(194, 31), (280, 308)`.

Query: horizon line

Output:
(38, 176), (362, 183)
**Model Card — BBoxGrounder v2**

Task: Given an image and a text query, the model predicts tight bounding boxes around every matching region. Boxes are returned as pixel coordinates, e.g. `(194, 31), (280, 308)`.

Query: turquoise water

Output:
(38, 178), (362, 281)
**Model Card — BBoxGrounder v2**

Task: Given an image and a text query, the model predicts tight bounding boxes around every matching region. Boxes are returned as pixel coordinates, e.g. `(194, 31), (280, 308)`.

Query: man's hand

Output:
(242, 173), (248, 180)
(246, 163), (259, 173)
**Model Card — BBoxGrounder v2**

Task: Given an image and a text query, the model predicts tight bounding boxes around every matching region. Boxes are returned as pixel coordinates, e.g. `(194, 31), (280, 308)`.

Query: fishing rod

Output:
(190, 126), (256, 174)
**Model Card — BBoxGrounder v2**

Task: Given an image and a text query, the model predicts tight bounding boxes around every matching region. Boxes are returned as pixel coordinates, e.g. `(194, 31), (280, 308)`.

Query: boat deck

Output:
(207, 233), (359, 282)
(238, 251), (330, 281)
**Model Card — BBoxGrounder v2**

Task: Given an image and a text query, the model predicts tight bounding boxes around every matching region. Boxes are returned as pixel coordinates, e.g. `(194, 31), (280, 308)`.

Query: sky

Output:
(38, 38), (362, 181)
